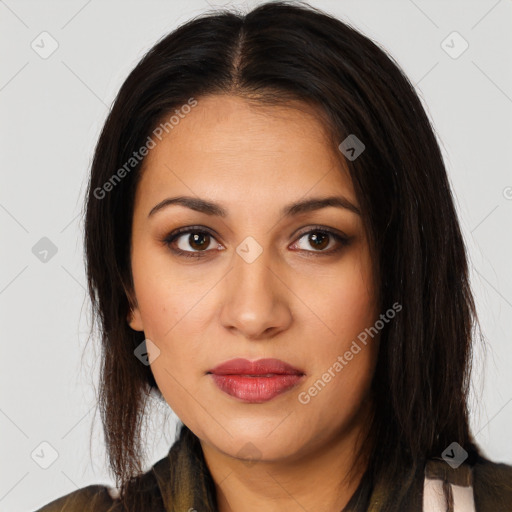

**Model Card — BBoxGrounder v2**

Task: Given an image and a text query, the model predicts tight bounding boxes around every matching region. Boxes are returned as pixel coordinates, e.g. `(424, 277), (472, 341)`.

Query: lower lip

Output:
(210, 374), (304, 403)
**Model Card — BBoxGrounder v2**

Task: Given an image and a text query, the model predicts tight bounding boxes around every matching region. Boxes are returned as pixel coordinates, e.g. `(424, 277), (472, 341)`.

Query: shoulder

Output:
(34, 462), (166, 512)
(33, 484), (119, 512)
(425, 454), (512, 511)
(472, 456), (512, 510)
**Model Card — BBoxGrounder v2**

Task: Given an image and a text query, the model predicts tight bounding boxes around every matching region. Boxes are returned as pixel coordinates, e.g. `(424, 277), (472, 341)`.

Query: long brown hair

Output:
(84, 1), (481, 508)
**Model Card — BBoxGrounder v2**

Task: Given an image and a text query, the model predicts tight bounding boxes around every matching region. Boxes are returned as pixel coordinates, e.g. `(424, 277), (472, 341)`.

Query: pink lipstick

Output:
(208, 358), (305, 403)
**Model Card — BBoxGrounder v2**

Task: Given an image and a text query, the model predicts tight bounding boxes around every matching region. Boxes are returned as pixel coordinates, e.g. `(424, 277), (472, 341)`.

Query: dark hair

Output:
(84, 0), (481, 507)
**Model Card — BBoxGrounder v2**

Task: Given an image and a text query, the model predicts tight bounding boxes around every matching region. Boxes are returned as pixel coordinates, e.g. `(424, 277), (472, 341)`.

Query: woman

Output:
(35, 1), (512, 511)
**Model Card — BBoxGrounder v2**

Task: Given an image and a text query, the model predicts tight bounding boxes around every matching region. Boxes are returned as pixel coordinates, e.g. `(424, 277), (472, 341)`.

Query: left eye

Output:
(291, 229), (348, 254)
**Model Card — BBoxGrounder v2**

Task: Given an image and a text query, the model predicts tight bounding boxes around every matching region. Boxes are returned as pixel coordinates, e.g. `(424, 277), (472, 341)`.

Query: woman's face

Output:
(128, 94), (380, 464)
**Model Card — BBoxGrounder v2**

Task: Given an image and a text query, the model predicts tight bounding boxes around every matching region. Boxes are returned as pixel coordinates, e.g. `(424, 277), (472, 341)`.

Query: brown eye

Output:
(291, 228), (350, 255)
(184, 232), (212, 251)
(164, 227), (220, 258)
(306, 232), (330, 250)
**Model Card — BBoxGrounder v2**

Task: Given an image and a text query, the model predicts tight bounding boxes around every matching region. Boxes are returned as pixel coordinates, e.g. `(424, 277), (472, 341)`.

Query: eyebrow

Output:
(148, 194), (361, 218)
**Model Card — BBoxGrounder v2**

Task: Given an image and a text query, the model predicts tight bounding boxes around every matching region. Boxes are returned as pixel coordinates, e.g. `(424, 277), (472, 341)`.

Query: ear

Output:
(127, 306), (144, 332)
(124, 282), (144, 331)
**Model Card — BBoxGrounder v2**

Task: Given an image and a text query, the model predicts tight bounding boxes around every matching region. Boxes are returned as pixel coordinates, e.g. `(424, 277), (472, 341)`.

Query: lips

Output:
(208, 358), (305, 403)
(208, 357), (304, 376)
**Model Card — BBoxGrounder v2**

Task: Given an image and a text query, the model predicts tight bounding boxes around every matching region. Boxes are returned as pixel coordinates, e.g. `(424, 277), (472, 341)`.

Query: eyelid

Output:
(293, 224), (350, 242)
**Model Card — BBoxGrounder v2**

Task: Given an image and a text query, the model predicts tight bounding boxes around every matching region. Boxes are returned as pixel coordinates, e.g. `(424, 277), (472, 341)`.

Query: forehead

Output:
(135, 94), (355, 213)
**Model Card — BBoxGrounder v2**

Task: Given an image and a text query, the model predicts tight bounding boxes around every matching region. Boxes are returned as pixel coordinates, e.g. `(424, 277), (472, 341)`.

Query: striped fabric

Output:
(423, 458), (476, 512)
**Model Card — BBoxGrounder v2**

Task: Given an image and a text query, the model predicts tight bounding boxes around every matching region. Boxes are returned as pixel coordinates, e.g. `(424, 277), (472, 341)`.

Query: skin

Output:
(128, 94), (380, 512)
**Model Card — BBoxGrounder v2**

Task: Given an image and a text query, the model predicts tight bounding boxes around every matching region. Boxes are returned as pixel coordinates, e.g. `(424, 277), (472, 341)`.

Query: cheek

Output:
(295, 252), (378, 405)
(130, 247), (216, 382)
(300, 251), (376, 350)
(131, 242), (216, 339)
(329, 277), (376, 343)
(295, 348), (376, 448)
(298, 285), (378, 424)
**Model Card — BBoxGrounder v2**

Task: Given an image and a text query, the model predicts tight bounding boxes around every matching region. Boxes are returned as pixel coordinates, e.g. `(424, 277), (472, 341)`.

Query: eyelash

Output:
(162, 225), (351, 259)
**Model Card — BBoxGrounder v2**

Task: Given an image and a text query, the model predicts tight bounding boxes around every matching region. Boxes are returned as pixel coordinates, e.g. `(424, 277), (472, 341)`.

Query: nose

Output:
(219, 242), (293, 340)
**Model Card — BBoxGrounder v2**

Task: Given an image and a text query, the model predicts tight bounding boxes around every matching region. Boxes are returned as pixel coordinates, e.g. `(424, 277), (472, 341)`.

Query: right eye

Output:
(163, 227), (223, 258)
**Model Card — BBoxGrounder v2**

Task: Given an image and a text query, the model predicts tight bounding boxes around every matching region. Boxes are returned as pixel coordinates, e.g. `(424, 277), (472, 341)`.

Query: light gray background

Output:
(1, 1), (511, 510)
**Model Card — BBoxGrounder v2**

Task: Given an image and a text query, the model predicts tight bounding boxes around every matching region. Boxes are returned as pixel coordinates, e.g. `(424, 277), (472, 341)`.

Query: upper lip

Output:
(208, 358), (304, 376)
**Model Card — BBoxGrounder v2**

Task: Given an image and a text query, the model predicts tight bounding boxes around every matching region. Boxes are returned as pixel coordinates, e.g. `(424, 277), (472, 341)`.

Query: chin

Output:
(202, 422), (313, 463)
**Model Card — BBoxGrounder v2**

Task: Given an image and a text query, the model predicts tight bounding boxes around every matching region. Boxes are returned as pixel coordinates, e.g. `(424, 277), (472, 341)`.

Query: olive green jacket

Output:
(34, 425), (512, 512)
